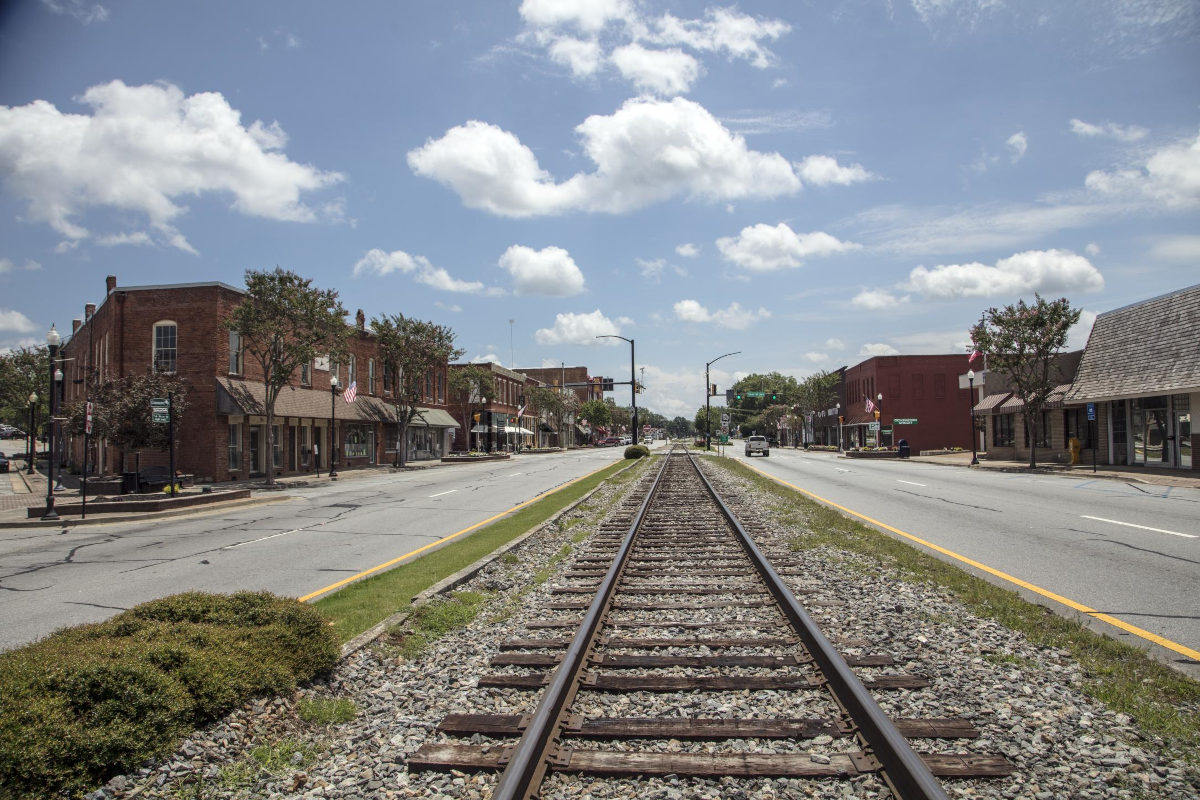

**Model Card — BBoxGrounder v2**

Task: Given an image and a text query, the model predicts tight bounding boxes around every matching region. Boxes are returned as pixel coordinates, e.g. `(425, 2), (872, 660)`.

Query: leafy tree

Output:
(64, 372), (190, 471)
(693, 405), (720, 437)
(0, 346), (50, 432)
(224, 268), (348, 485)
(447, 364), (496, 451)
(372, 314), (464, 467)
(579, 399), (610, 438)
(970, 294), (1081, 468)
(666, 416), (693, 438)
(527, 385), (565, 448)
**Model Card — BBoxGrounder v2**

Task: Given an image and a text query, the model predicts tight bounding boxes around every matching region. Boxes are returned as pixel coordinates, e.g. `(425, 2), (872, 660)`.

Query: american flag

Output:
(865, 396), (875, 414)
(968, 349), (982, 366)
(343, 381), (357, 404)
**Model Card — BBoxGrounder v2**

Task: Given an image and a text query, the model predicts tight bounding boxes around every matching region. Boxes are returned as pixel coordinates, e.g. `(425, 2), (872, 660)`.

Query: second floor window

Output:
(383, 362), (392, 394)
(228, 330), (241, 374)
(369, 359), (376, 394)
(301, 361), (311, 386)
(153, 322), (177, 373)
(348, 354), (357, 387)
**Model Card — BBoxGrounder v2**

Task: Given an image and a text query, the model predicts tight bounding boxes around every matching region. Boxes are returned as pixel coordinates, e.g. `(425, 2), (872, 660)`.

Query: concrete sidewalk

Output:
(903, 449), (1200, 489)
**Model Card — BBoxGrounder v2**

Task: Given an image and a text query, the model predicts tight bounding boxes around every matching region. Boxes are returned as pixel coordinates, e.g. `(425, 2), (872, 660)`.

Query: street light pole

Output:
(967, 369), (978, 465)
(836, 402), (842, 452)
(876, 392), (883, 448)
(705, 351), (740, 450)
(329, 375), (339, 479)
(42, 325), (60, 520)
(596, 335), (637, 444)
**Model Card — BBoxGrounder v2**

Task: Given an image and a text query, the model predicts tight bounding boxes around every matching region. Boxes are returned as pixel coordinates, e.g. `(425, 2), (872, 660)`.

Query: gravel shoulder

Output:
(90, 454), (1200, 800)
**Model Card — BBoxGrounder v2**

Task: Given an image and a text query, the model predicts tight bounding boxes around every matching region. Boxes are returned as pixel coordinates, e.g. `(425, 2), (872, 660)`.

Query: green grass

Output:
(387, 590), (491, 660)
(296, 697), (357, 726)
(717, 458), (1200, 762)
(312, 458), (635, 642)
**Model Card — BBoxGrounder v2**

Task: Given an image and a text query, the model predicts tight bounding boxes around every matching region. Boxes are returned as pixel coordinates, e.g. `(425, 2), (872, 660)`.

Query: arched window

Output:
(153, 321), (177, 373)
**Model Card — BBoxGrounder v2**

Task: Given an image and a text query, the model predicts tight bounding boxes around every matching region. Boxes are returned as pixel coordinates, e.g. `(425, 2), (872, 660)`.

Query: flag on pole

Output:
(865, 396), (875, 414)
(343, 381), (357, 403)
(968, 349), (982, 366)
(517, 404), (526, 419)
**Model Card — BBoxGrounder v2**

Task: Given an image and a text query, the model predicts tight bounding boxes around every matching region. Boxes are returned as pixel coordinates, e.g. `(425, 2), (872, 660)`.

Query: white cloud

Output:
(353, 248), (486, 294)
(519, 0), (636, 33)
(1085, 242), (1101, 256)
(96, 231), (153, 247)
(434, 301), (463, 313)
(40, 0), (108, 24)
(859, 342), (900, 356)
(1069, 118), (1148, 142)
(824, 337), (845, 350)
(852, 289), (906, 310)
(1086, 129), (1200, 208)
(646, 8), (791, 69)
(471, 353), (503, 365)
(675, 242), (699, 257)
(0, 81), (343, 251)
(0, 309), (36, 333)
(610, 44), (702, 96)
(1150, 235), (1200, 261)
(803, 352), (827, 363)
(672, 299), (770, 329)
(637, 257), (686, 282)
(407, 97), (802, 217)
(1007, 131), (1028, 162)
(795, 154), (874, 186)
(534, 310), (622, 344)
(716, 222), (860, 271)
(723, 109), (832, 136)
(0, 257), (41, 273)
(905, 249), (1105, 298)
(1068, 309), (1098, 350)
(546, 36), (605, 77)
(498, 244), (585, 296)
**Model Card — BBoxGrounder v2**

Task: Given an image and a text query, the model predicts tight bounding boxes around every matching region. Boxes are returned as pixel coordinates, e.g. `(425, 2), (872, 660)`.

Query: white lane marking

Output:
(1081, 515), (1197, 539)
(897, 480), (926, 487)
(835, 468), (850, 473)
(224, 529), (303, 549)
(430, 489), (457, 497)
(506, 472), (523, 477)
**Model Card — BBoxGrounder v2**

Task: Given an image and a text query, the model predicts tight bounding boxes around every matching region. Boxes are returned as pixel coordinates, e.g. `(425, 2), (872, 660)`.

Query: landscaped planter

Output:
(28, 489), (252, 518)
(843, 449), (899, 459)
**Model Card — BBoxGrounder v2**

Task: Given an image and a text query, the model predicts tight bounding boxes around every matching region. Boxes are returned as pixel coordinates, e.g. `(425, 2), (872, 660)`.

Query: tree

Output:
(970, 294), (1080, 468)
(693, 405), (720, 437)
(527, 385), (565, 448)
(666, 416), (693, 438)
(447, 365), (496, 452)
(579, 399), (610, 439)
(64, 372), (190, 471)
(372, 314), (464, 467)
(0, 346), (50, 430)
(224, 268), (348, 485)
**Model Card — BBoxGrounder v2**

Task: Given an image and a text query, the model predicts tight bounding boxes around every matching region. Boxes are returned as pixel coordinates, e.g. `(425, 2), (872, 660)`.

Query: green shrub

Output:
(624, 444), (650, 459)
(0, 592), (337, 800)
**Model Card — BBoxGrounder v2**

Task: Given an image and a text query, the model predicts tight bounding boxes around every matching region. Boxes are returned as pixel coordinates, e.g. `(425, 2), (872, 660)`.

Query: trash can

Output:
(121, 471), (139, 494)
(897, 439), (910, 459)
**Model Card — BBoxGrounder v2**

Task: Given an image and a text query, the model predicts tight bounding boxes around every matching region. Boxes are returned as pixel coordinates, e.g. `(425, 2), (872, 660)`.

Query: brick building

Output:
(838, 355), (974, 452)
(59, 275), (455, 483)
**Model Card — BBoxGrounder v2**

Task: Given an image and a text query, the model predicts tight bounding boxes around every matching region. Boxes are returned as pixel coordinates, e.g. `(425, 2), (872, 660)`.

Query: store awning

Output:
(406, 407), (459, 428)
(539, 422), (555, 432)
(469, 424), (492, 433)
(505, 426), (535, 435)
(972, 392), (1011, 415)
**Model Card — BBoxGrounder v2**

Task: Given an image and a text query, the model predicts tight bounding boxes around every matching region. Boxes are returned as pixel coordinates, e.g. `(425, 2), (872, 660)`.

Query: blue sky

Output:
(1, 0), (1197, 418)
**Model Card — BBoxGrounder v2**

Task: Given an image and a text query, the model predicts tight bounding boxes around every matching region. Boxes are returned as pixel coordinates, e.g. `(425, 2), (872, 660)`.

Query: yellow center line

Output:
(741, 461), (1200, 663)
(297, 459), (620, 603)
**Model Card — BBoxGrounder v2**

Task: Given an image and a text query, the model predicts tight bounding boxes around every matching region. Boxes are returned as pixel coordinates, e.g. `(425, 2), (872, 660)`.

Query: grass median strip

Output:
(312, 458), (635, 643)
(716, 458), (1200, 765)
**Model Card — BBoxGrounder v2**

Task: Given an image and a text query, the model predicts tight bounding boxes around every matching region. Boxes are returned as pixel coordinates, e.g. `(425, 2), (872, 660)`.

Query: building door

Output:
(289, 426), (298, 471)
(1178, 410), (1192, 469)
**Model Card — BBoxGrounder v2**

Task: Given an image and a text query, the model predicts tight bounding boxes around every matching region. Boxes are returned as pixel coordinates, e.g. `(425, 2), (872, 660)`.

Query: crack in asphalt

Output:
(893, 488), (1003, 513)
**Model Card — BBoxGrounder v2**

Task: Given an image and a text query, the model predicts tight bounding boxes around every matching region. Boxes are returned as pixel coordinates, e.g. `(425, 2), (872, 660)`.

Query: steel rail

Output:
(490, 449), (675, 800)
(686, 449), (951, 800)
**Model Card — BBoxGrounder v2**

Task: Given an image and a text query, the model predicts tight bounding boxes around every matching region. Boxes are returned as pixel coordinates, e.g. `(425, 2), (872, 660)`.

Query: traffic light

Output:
(771, 393), (777, 401)
(874, 410), (880, 420)
(710, 383), (717, 397)
(736, 392), (742, 401)
(725, 389), (734, 404)
(601, 377), (614, 392)
(473, 413), (481, 423)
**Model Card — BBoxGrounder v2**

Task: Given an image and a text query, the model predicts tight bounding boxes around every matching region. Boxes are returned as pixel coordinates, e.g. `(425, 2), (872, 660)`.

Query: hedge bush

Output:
(623, 444), (650, 459)
(0, 592), (338, 800)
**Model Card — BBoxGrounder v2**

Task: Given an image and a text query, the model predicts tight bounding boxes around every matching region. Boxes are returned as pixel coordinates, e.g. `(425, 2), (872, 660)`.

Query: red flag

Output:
(969, 349), (981, 366)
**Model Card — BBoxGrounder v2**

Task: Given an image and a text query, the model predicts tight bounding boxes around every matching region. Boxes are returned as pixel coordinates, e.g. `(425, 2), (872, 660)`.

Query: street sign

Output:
(151, 397), (169, 424)
(868, 421), (880, 431)
(747, 391), (765, 398)
(1087, 402), (1095, 421)
(893, 417), (918, 425)
(719, 434), (729, 444)
(720, 413), (730, 423)
(85, 401), (93, 435)
(152, 411), (169, 423)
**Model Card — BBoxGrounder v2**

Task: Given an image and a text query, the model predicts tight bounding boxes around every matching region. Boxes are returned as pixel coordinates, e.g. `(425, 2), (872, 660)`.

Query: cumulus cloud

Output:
(499, 244), (585, 296)
(534, 310), (622, 344)
(0, 309), (36, 333)
(646, 8), (791, 69)
(859, 342), (900, 356)
(407, 97), (802, 217)
(904, 249), (1105, 298)
(716, 222), (860, 271)
(0, 81), (343, 251)
(610, 44), (702, 96)
(434, 301), (462, 313)
(353, 248), (487, 294)
(1069, 118), (1148, 142)
(795, 155), (875, 186)
(519, 0), (636, 33)
(824, 337), (845, 350)
(672, 299), (770, 329)
(852, 289), (907, 310)
(1007, 131), (1028, 162)
(546, 36), (605, 77)
(675, 242), (699, 257)
(1085, 129), (1200, 207)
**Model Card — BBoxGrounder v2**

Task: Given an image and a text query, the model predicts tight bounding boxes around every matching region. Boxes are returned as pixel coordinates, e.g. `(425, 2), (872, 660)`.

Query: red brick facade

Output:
(839, 355), (974, 452)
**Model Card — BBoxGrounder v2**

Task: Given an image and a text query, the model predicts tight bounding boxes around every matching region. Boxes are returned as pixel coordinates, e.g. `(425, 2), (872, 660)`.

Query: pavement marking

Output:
(834, 467), (850, 473)
(298, 459), (622, 603)
(224, 528), (304, 549)
(740, 461), (1200, 664)
(1081, 515), (1197, 539)
(429, 490), (457, 498)
(897, 480), (926, 487)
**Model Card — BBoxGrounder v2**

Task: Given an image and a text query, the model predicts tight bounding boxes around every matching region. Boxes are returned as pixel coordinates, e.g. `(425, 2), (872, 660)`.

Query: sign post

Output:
(1087, 402), (1096, 473)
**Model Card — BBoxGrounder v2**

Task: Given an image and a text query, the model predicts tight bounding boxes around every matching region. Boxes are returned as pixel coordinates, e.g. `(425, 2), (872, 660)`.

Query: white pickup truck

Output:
(744, 435), (770, 457)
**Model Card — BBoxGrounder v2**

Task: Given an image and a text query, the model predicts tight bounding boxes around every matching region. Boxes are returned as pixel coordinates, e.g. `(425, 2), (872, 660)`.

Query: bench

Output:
(138, 466), (173, 493)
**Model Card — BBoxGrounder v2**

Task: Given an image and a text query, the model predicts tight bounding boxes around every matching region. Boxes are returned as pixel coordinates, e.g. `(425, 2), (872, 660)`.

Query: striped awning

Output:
(972, 392), (1011, 415)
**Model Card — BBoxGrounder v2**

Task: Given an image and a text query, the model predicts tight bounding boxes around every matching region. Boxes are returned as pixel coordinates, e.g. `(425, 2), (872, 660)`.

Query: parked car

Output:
(600, 436), (621, 446)
(0, 425), (24, 439)
(0, 451), (9, 472)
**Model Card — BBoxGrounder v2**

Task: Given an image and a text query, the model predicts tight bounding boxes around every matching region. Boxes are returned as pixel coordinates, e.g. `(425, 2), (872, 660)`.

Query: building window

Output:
(1064, 408), (1093, 448)
(933, 373), (946, 400)
(994, 414), (1014, 447)
(425, 372), (432, 401)
(228, 424), (242, 471)
(438, 371), (445, 404)
(369, 359), (376, 395)
(912, 374), (925, 400)
(228, 330), (242, 374)
(348, 354), (357, 388)
(330, 360), (338, 385)
(345, 425), (371, 459)
(383, 362), (392, 394)
(153, 322), (177, 373)
(272, 424), (283, 469)
(1023, 411), (1051, 449)
(301, 361), (311, 386)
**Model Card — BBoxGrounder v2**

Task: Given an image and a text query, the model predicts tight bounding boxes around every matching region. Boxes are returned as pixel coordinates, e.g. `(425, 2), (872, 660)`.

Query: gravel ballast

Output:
(90, 454), (1200, 800)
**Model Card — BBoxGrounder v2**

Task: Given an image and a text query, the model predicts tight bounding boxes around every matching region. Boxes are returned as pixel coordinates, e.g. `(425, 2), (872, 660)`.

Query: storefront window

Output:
(994, 414), (1014, 447)
(272, 424), (283, 468)
(345, 425), (372, 459)
(228, 424), (241, 471)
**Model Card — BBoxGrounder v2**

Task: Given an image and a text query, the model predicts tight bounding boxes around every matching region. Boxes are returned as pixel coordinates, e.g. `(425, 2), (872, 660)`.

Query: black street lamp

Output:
(27, 392), (37, 474)
(329, 375), (339, 479)
(596, 335), (637, 443)
(42, 324), (60, 520)
(836, 402), (842, 452)
(876, 392), (884, 448)
(967, 369), (979, 465)
(705, 351), (740, 450)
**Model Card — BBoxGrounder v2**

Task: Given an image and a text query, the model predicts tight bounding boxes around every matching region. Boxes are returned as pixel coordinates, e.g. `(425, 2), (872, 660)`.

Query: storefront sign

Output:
(893, 417), (918, 425)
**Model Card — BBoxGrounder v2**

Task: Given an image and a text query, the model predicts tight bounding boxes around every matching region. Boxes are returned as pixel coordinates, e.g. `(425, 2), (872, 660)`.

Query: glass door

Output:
(1179, 412), (1192, 469)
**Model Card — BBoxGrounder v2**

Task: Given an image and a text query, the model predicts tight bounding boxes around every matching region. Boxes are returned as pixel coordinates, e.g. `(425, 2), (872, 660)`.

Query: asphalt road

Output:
(0, 446), (631, 652)
(722, 446), (1200, 675)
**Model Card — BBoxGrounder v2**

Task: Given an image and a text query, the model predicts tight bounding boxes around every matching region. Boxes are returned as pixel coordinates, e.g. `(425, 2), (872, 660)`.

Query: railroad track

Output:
(410, 448), (1013, 798)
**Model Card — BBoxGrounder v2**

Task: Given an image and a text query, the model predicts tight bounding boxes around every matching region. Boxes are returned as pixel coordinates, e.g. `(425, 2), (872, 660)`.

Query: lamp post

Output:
(836, 402), (842, 452)
(329, 375), (339, 479)
(967, 369), (978, 465)
(704, 351), (740, 450)
(875, 392), (883, 448)
(27, 392), (37, 474)
(596, 335), (637, 445)
(53, 364), (64, 492)
(42, 325), (60, 520)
